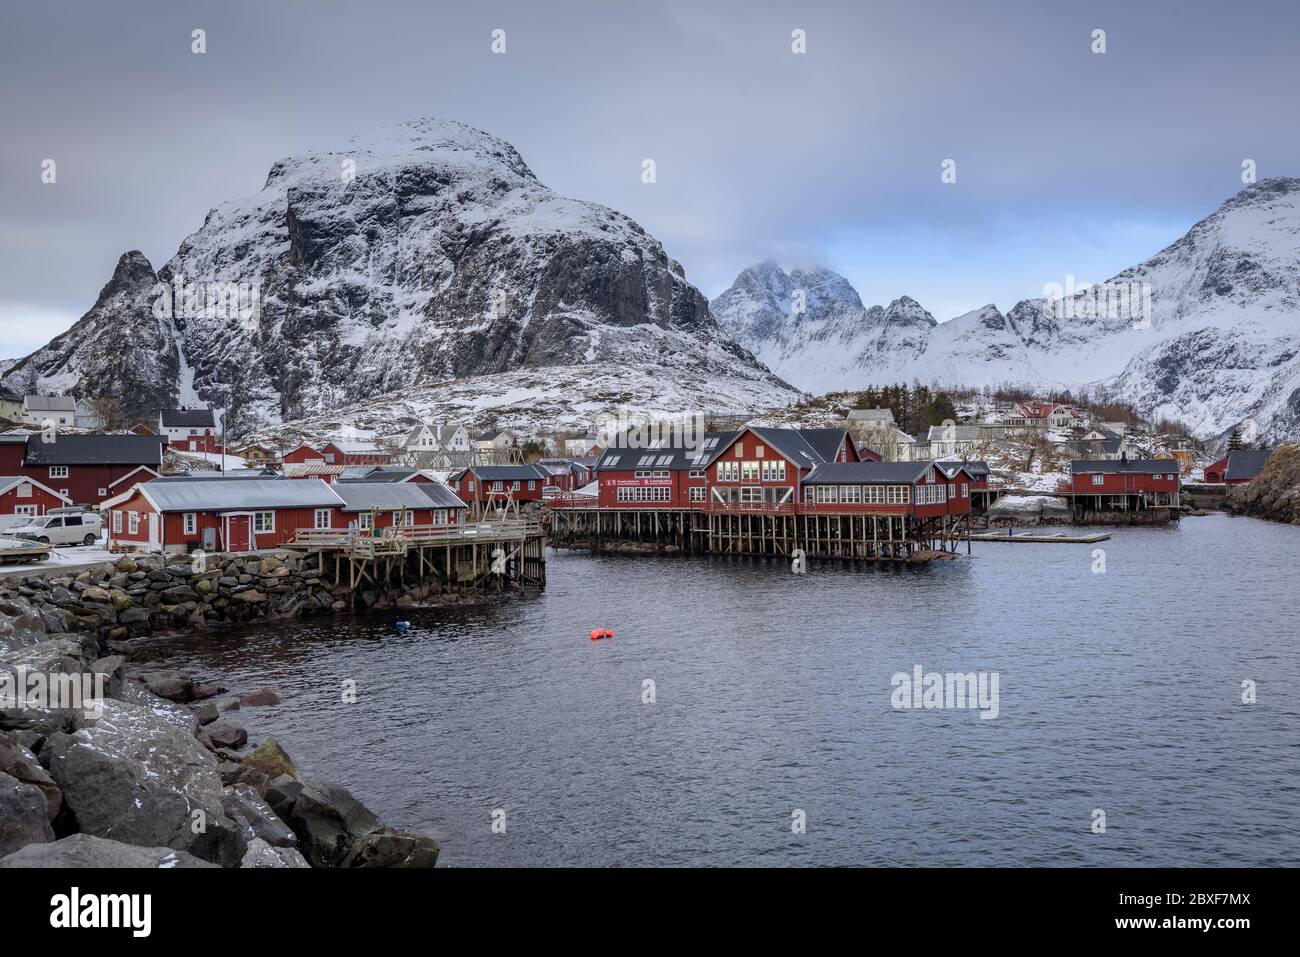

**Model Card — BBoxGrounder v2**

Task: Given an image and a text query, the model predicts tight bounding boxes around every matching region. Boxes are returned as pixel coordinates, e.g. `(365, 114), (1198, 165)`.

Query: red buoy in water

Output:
(589, 628), (614, 641)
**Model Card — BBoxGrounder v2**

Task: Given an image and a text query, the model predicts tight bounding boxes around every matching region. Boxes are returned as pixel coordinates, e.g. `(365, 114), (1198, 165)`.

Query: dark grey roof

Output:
(1224, 449), (1273, 482)
(160, 408), (215, 428)
(24, 434), (167, 466)
(415, 482), (468, 509)
(140, 478), (342, 512)
(803, 461), (933, 484)
(936, 459), (991, 478)
(1069, 459), (1173, 475)
(796, 428), (851, 463)
(337, 466), (421, 483)
(596, 431), (737, 471)
(450, 465), (547, 481)
(746, 428), (827, 469)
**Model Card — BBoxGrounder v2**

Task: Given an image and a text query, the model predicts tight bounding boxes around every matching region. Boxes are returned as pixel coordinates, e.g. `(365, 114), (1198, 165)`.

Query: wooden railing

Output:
(291, 520), (541, 552)
(544, 494), (600, 510)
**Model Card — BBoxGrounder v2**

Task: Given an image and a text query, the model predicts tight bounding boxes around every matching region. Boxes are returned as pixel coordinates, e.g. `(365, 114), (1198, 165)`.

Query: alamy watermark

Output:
(151, 273), (261, 328)
(593, 408), (706, 451)
(1, 666), (107, 719)
(890, 664), (1000, 719)
(1042, 274), (1151, 329)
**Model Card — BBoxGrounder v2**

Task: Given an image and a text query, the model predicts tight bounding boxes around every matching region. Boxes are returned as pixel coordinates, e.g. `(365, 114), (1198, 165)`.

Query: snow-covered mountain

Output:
(713, 179), (1300, 442)
(5, 118), (797, 436)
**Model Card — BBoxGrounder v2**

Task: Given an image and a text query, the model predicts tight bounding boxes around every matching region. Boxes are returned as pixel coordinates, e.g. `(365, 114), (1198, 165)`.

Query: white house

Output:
(22, 396), (76, 428)
(74, 398), (104, 429)
(159, 408), (218, 450)
(562, 434), (599, 457)
(403, 423), (471, 453)
(475, 429), (518, 451)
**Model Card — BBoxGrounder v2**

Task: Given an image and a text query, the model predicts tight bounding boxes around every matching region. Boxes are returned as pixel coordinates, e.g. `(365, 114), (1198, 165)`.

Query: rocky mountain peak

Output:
(6, 117), (789, 436)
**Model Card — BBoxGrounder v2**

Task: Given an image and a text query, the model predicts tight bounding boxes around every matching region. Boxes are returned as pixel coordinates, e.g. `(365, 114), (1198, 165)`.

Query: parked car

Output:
(8, 508), (103, 546)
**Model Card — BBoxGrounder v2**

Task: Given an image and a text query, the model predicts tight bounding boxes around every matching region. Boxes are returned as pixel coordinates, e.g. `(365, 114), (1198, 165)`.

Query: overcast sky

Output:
(2, 0), (1298, 358)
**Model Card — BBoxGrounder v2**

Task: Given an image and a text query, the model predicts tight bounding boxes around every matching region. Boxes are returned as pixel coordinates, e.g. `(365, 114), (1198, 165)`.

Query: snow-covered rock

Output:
(6, 118), (796, 433)
(713, 179), (1300, 442)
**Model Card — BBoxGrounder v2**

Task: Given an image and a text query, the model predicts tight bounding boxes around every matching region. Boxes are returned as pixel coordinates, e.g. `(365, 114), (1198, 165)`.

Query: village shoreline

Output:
(0, 549), (513, 869)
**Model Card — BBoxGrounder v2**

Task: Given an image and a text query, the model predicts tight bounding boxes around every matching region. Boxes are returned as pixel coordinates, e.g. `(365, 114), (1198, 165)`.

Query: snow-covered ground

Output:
(172, 450), (252, 470)
(0, 538), (116, 576)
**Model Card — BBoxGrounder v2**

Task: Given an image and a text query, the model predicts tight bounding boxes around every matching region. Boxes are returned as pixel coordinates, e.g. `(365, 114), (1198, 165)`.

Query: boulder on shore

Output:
(287, 778), (382, 868)
(242, 737), (299, 783)
(0, 770), (55, 858)
(240, 837), (310, 868)
(0, 731), (61, 821)
(43, 698), (243, 866)
(223, 783), (298, 849)
(0, 833), (217, 868)
(342, 827), (441, 868)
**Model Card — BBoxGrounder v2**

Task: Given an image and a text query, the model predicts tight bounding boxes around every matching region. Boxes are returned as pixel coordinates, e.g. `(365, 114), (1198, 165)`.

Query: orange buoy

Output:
(589, 628), (614, 641)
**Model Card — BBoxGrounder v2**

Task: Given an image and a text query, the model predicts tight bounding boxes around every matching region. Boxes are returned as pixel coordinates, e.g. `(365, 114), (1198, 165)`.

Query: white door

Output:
(148, 513), (159, 548)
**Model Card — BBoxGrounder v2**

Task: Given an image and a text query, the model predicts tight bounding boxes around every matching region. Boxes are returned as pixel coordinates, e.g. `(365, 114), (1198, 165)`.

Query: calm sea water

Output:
(151, 513), (1300, 866)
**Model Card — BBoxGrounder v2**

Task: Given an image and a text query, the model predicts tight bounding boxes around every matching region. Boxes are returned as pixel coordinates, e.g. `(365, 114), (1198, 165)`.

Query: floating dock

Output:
(970, 530), (1111, 544)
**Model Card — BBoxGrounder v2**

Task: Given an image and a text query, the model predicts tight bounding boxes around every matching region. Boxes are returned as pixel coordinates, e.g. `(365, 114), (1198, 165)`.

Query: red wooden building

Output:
(0, 475), (72, 524)
(1204, 449), (1272, 485)
(321, 441), (394, 466)
(106, 478), (344, 554)
(1064, 459), (1180, 513)
(799, 461), (971, 519)
(448, 465), (551, 505)
(330, 482), (466, 529)
(282, 443), (327, 466)
(702, 427), (867, 510)
(14, 434), (168, 506)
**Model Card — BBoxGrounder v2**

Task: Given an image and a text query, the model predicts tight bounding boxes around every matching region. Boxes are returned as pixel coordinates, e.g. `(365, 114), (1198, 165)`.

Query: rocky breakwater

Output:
(1, 550), (469, 644)
(0, 571), (443, 868)
(1227, 443), (1300, 524)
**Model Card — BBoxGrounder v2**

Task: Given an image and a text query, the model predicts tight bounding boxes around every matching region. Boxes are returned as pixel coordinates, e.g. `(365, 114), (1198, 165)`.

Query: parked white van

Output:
(8, 508), (103, 546)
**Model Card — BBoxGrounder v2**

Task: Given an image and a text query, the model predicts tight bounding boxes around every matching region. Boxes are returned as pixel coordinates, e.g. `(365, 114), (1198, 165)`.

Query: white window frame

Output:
(253, 511), (275, 533)
(112, 510), (122, 532)
(314, 508), (332, 529)
(1091, 474), (1105, 486)
(183, 513), (197, 535)
(49, 466), (69, 479)
(128, 511), (139, 534)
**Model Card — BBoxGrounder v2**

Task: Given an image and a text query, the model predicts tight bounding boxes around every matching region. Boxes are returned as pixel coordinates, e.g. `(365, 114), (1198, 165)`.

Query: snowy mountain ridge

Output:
(5, 117), (798, 436)
(713, 178), (1300, 442)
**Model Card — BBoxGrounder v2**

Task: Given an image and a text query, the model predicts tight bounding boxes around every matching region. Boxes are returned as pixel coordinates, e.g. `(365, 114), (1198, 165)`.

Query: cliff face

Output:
(1227, 444), (1300, 523)
(5, 118), (792, 437)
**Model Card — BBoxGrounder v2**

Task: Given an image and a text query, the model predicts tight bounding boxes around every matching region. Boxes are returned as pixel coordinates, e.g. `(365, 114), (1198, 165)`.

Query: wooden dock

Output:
(289, 520), (546, 593)
(970, 530), (1111, 544)
(547, 506), (970, 563)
